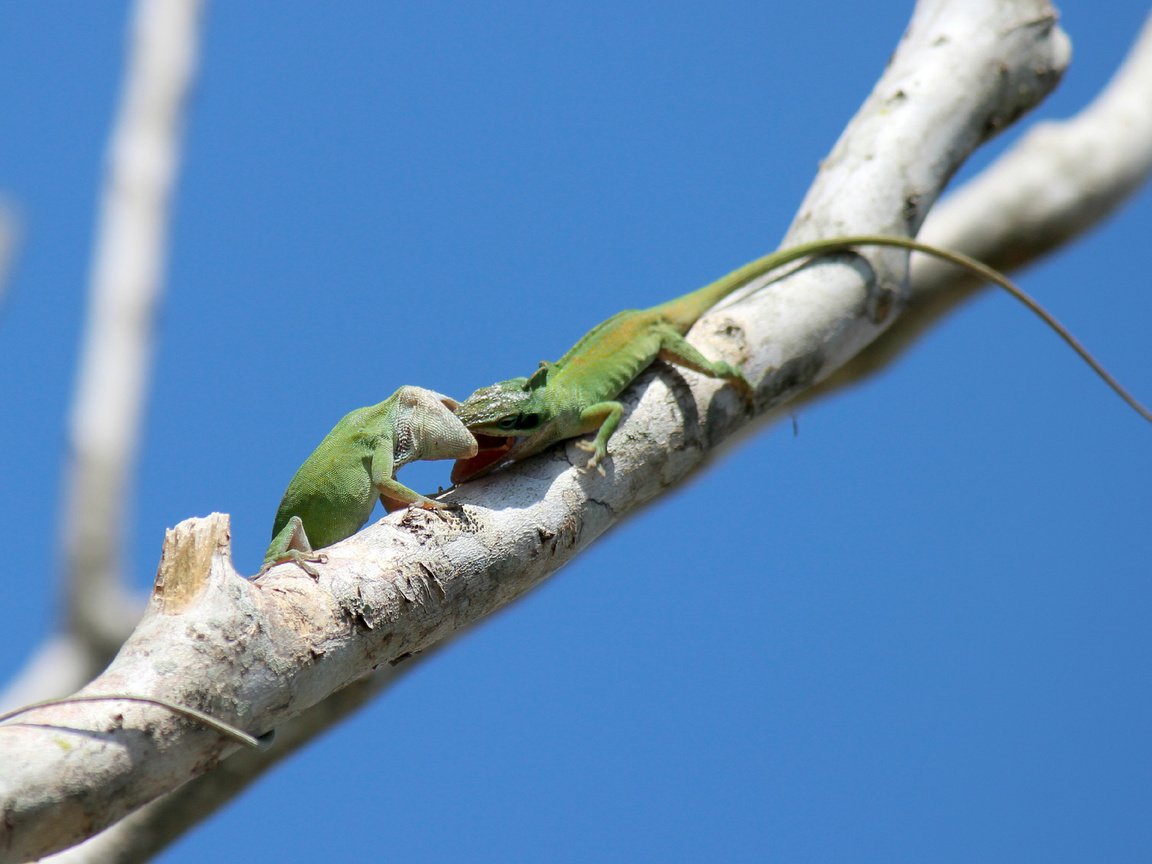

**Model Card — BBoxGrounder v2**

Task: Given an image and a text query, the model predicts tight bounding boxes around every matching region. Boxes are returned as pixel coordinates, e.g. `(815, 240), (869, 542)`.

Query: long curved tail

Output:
(652, 234), (1150, 422)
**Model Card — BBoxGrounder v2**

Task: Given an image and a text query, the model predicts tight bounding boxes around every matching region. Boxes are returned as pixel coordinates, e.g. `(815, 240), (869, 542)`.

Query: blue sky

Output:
(1, 2), (1149, 861)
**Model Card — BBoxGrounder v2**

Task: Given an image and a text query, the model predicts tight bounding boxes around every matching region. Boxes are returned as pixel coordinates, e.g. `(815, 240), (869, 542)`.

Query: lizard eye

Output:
(496, 413), (542, 432)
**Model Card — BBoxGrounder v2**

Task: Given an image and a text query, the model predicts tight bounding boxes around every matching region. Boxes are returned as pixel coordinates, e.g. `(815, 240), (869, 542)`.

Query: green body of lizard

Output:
(452, 234), (1149, 482)
(261, 385), (476, 576)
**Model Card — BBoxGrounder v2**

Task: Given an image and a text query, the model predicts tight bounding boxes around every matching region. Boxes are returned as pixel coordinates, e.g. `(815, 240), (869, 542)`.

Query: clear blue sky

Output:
(1, 2), (1149, 861)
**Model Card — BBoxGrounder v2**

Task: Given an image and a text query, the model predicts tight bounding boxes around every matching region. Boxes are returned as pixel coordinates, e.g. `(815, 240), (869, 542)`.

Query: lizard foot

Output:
(575, 440), (609, 476)
(416, 496), (461, 512)
(384, 493), (460, 513)
(407, 501), (459, 522)
(258, 550), (328, 579)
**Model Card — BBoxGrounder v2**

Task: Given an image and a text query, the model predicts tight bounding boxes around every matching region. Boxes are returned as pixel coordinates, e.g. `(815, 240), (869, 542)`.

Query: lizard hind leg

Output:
(655, 325), (754, 402)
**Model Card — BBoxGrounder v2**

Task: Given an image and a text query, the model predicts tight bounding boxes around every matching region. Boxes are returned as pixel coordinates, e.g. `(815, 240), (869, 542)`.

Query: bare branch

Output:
(815, 12), (1152, 394)
(0, 636), (114, 715)
(0, 2), (1072, 860)
(60, 0), (205, 666)
(0, 201), (19, 319)
(39, 662), (415, 863)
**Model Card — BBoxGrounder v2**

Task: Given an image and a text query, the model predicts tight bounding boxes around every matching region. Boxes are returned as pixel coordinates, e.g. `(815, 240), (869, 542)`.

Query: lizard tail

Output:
(651, 234), (1151, 423)
(649, 237), (871, 332)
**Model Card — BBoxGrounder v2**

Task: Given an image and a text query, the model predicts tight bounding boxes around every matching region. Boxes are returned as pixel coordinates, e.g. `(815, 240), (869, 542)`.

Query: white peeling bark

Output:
(921, 12), (1152, 277)
(40, 660), (420, 863)
(0, 2), (1077, 860)
(815, 11), (1152, 394)
(715, 0), (1070, 401)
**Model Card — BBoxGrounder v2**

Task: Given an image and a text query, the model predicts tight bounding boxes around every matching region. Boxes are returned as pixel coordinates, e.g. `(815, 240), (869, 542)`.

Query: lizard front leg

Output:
(574, 401), (624, 473)
(259, 515), (328, 578)
(378, 478), (459, 512)
(373, 439), (466, 513)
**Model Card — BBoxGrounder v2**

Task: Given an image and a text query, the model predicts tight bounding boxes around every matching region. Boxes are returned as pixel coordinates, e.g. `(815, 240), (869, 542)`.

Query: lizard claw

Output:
(575, 440), (608, 475)
(301, 552), (329, 579)
(260, 550), (327, 580)
(417, 496), (462, 512)
(298, 560), (323, 579)
(427, 506), (455, 522)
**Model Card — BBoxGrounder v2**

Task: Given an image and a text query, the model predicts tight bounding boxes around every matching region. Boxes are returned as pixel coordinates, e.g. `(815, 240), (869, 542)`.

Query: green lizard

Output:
(261, 385), (477, 576)
(452, 234), (1150, 482)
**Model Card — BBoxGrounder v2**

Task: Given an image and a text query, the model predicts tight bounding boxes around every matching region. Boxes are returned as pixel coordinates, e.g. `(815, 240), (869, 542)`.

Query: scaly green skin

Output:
(262, 386), (477, 576)
(452, 234), (1150, 482)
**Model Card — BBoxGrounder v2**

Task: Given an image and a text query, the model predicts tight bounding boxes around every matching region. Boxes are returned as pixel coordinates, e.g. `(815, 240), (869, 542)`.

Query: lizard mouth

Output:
(451, 432), (518, 483)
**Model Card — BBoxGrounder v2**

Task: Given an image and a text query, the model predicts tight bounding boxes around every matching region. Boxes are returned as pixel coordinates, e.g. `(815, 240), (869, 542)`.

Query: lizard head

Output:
(450, 373), (550, 482)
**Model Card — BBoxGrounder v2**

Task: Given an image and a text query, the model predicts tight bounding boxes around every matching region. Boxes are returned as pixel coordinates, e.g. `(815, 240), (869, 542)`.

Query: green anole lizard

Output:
(452, 234), (1150, 482)
(0, 393), (477, 758)
(261, 385), (477, 576)
(0, 394), (478, 749)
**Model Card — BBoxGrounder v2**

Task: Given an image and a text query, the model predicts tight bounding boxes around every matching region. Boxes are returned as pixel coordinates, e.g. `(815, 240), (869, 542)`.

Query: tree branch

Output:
(0, 0), (204, 741)
(0, 200), (18, 320)
(0, 2), (1076, 860)
(81, 12), (1151, 858)
(61, 0), (204, 665)
(813, 11), (1152, 396)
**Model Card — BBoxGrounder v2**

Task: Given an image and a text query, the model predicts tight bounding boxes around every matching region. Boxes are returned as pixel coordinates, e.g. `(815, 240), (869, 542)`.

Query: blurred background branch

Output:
(0, 199), (19, 319)
(1, 0), (205, 708)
